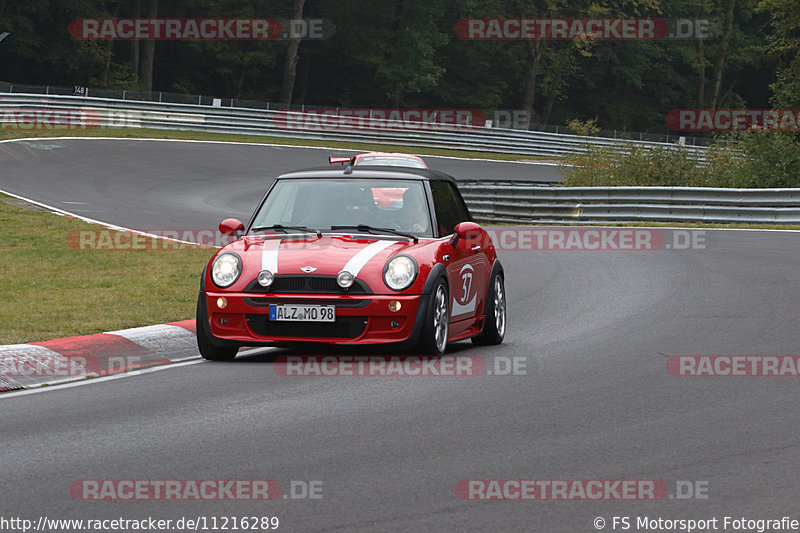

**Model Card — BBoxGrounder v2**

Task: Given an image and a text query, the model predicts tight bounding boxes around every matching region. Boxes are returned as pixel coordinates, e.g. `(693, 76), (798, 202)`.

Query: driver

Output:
(401, 188), (429, 233)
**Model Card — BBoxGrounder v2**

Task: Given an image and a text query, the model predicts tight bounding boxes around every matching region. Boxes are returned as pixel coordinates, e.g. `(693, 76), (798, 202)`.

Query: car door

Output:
(429, 180), (491, 332)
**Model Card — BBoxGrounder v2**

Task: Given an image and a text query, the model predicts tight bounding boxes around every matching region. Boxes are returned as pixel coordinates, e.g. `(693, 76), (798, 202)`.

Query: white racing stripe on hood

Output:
(261, 239), (281, 273)
(343, 240), (398, 276)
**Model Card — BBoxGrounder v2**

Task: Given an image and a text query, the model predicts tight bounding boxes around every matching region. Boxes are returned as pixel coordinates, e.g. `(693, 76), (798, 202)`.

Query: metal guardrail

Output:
(0, 93), (710, 159)
(0, 80), (713, 146)
(459, 181), (800, 225)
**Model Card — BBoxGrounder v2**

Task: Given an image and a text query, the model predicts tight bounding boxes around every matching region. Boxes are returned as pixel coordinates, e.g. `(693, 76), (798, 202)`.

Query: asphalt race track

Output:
(2, 139), (800, 531)
(0, 138), (561, 232)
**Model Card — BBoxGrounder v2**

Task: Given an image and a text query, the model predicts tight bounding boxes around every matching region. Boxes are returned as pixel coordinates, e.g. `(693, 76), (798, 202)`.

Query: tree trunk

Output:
(279, 0), (306, 105)
(131, 0), (140, 83)
(101, 3), (120, 86)
(541, 48), (567, 125)
(296, 54), (310, 104)
(141, 0), (159, 97)
(697, 37), (705, 107)
(709, 0), (736, 110)
(102, 40), (113, 85)
(521, 39), (543, 128)
(696, 2), (707, 107)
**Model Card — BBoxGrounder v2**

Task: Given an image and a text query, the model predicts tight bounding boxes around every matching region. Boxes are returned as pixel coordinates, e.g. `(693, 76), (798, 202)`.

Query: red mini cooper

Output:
(196, 160), (506, 360)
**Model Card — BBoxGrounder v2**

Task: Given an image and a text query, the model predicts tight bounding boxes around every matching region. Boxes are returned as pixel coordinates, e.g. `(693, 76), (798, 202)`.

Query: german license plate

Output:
(269, 304), (335, 322)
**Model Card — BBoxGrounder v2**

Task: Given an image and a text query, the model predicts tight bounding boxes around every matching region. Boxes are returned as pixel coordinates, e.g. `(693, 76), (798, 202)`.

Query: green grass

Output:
(0, 196), (213, 344)
(0, 126), (543, 162)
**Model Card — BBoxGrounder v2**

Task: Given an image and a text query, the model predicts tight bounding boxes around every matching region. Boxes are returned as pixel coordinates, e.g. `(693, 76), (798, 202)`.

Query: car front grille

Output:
(245, 275), (371, 295)
(246, 314), (368, 339)
(243, 297), (370, 308)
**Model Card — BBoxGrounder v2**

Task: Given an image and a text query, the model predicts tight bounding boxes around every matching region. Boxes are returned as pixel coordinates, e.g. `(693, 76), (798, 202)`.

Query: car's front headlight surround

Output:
(383, 255), (418, 292)
(211, 252), (242, 288)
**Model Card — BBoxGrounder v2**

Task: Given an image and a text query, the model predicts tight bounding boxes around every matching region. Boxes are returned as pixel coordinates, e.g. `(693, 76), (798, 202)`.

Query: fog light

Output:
(337, 270), (354, 288)
(388, 300), (401, 312)
(391, 320), (400, 328)
(216, 297), (228, 309)
(258, 270), (274, 287)
(220, 317), (228, 325)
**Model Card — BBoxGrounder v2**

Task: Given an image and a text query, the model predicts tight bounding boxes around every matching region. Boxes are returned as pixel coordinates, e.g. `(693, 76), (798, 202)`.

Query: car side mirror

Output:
(219, 218), (245, 237)
(451, 221), (483, 248)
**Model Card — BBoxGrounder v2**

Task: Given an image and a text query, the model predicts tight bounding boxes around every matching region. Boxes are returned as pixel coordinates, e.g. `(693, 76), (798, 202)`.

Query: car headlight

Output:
(383, 255), (418, 291)
(257, 269), (274, 287)
(337, 270), (354, 289)
(211, 253), (241, 288)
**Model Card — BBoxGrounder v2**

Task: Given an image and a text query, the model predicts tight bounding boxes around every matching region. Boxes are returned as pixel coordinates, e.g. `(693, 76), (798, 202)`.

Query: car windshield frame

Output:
(247, 177), (435, 238)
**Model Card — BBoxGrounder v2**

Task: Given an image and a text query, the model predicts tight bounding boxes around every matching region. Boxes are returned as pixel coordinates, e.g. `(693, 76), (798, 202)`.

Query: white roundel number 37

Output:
(451, 264), (477, 316)
(460, 268), (473, 304)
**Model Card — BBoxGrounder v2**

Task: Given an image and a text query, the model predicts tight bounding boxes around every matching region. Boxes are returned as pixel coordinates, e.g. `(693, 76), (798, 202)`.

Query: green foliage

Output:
(559, 143), (715, 187)
(561, 131), (800, 188)
(770, 54), (800, 108)
(567, 117), (600, 136)
(0, 0), (795, 133)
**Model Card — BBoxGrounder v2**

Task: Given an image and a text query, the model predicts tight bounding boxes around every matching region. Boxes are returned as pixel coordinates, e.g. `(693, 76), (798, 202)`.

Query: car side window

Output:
(430, 180), (470, 236)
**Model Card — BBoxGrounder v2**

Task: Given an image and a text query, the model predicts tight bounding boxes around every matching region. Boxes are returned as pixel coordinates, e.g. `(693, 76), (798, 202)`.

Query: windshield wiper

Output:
(251, 224), (322, 238)
(330, 224), (418, 243)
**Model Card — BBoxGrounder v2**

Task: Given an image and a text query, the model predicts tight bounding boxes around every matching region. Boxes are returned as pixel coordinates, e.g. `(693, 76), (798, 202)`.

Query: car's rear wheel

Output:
(196, 293), (239, 361)
(417, 278), (449, 355)
(472, 272), (506, 346)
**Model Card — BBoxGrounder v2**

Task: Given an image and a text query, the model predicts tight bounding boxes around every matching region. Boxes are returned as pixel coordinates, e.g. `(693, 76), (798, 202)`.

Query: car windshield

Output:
(251, 178), (433, 237)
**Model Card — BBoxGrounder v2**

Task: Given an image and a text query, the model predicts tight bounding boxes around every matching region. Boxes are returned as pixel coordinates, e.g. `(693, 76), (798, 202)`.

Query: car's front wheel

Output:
(417, 278), (449, 355)
(196, 293), (239, 361)
(472, 271), (506, 346)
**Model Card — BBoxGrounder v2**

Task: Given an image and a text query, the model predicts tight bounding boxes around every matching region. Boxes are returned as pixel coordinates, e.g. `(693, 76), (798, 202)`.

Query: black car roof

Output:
(275, 165), (458, 184)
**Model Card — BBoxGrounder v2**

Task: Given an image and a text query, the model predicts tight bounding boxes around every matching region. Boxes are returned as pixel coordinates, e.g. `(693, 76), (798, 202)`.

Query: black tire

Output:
(472, 271), (506, 346)
(416, 278), (449, 355)
(196, 293), (239, 361)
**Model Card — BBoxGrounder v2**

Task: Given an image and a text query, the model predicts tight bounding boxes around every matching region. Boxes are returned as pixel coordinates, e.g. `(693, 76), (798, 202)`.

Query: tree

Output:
(279, 0), (306, 105)
(374, 0), (450, 107)
(141, 0), (158, 95)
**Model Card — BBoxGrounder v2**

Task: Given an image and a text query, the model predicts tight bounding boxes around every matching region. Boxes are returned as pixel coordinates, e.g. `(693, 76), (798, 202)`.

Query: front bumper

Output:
(204, 291), (423, 345)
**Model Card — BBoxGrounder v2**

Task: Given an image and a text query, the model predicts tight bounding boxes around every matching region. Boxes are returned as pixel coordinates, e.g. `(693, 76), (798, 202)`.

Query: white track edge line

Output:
(0, 347), (275, 399)
(0, 188), (220, 246)
(0, 359), (205, 399)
